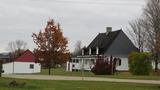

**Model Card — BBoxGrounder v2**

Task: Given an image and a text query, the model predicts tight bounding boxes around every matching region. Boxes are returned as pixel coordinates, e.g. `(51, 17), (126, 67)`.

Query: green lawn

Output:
(39, 68), (160, 80)
(0, 78), (160, 90)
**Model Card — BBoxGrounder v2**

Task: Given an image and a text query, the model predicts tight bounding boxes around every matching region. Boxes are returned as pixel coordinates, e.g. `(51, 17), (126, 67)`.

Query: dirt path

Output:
(2, 74), (160, 85)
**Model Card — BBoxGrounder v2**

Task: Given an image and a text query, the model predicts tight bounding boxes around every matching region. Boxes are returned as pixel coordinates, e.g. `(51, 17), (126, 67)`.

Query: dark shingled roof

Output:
(87, 30), (121, 50)
(82, 29), (138, 56)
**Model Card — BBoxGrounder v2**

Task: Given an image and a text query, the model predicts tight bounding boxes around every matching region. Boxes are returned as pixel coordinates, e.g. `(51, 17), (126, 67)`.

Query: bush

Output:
(9, 80), (26, 87)
(91, 56), (116, 75)
(129, 52), (152, 75)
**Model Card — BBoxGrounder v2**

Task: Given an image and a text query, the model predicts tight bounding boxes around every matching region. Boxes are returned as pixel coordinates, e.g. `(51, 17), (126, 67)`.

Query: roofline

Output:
(86, 29), (122, 49)
(3, 61), (39, 64)
(15, 49), (33, 61)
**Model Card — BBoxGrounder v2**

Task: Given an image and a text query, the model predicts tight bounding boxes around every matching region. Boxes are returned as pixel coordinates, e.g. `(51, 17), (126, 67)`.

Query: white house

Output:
(67, 28), (160, 72)
(3, 50), (41, 74)
(67, 28), (139, 72)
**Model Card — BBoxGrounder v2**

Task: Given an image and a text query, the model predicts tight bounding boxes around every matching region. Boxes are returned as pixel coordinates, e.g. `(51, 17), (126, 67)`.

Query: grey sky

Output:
(0, 0), (145, 52)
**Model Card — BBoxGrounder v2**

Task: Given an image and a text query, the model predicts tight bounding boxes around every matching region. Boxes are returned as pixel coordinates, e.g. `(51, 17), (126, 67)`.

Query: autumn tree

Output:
(7, 40), (27, 61)
(32, 19), (70, 75)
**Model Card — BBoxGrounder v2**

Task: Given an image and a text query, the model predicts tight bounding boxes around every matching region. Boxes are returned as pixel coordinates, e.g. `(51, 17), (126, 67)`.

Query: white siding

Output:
(152, 61), (160, 70)
(116, 58), (160, 71)
(116, 57), (129, 71)
(68, 57), (130, 72)
(2, 62), (13, 74)
(67, 57), (160, 72)
(3, 62), (41, 74)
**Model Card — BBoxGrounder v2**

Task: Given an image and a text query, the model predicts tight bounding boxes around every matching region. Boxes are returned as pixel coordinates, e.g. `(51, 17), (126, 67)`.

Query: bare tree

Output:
(143, 0), (160, 71)
(73, 40), (82, 56)
(7, 40), (27, 60)
(8, 40), (27, 52)
(143, 0), (160, 54)
(128, 0), (160, 72)
(128, 18), (147, 52)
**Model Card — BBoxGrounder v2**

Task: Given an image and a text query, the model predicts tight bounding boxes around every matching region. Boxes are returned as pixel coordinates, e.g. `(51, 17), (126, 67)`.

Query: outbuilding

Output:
(3, 50), (41, 74)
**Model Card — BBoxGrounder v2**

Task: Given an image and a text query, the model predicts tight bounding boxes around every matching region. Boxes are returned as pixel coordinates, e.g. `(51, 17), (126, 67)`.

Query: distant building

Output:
(0, 53), (10, 63)
(66, 27), (139, 72)
(3, 50), (41, 74)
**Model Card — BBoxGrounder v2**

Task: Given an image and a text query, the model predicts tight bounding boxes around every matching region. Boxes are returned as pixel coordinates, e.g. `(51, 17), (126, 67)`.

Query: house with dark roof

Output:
(3, 50), (41, 74)
(66, 27), (139, 72)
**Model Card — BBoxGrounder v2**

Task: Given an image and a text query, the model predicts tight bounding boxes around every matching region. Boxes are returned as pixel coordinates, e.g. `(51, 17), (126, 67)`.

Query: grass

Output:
(39, 68), (160, 80)
(0, 78), (160, 90)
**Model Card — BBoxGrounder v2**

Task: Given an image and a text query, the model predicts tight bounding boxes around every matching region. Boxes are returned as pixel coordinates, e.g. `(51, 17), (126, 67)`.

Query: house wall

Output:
(72, 62), (82, 70)
(67, 57), (129, 72)
(116, 59), (160, 71)
(3, 62), (41, 74)
(152, 62), (160, 70)
(2, 62), (13, 74)
(116, 58), (160, 71)
(116, 57), (129, 71)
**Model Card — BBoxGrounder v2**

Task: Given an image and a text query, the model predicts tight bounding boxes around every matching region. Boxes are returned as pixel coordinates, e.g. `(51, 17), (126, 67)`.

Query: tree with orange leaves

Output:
(32, 19), (70, 75)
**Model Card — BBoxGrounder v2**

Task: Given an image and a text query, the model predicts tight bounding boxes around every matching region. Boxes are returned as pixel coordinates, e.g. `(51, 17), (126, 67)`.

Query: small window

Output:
(30, 64), (34, 69)
(119, 59), (121, 66)
(72, 59), (75, 63)
(118, 58), (121, 66)
(76, 59), (79, 63)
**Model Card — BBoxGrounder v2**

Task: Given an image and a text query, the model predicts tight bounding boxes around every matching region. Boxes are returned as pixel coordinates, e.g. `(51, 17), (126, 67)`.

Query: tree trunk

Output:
(113, 58), (117, 73)
(155, 59), (158, 72)
(48, 67), (51, 75)
(48, 61), (52, 75)
(110, 56), (113, 75)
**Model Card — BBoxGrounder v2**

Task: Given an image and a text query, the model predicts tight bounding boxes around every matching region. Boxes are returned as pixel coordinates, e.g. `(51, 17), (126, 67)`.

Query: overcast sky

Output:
(0, 0), (146, 52)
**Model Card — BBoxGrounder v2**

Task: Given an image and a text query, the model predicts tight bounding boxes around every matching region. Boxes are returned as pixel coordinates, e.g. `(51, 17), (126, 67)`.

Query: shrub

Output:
(9, 80), (26, 87)
(129, 52), (152, 75)
(91, 56), (116, 75)
(9, 80), (18, 87)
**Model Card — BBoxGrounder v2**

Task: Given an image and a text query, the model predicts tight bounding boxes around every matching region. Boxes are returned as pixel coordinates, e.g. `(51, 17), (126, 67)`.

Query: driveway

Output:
(2, 74), (160, 85)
